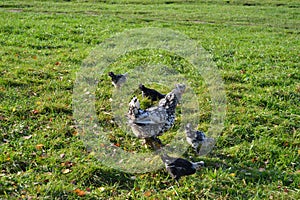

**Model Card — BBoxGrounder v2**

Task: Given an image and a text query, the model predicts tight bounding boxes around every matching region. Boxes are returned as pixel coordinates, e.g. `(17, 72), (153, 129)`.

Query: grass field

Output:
(0, 0), (299, 199)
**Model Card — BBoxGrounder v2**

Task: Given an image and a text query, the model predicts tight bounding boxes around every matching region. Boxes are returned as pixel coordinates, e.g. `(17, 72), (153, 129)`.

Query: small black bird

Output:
(185, 123), (208, 153)
(161, 154), (204, 181)
(139, 84), (165, 101)
(108, 71), (127, 88)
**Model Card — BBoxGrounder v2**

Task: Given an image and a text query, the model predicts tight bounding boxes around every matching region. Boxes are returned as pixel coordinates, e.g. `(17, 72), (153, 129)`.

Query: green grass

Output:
(0, 0), (299, 199)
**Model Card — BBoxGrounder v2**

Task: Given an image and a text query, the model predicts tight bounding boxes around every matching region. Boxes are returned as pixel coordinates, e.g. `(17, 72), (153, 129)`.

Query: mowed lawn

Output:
(0, 0), (299, 199)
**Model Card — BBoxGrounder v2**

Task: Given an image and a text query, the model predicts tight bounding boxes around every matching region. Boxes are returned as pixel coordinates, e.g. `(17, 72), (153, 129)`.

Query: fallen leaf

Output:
(74, 188), (85, 196)
(64, 161), (73, 167)
(32, 110), (39, 115)
(72, 131), (78, 136)
(229, 173), (236, 177)
(36, 144), (44, 150)
(55, 61), (61, 66)
(277, 185), (281, 189)
(61, 169), (71, 174)
(251, 157), (258, 163)
(23, 135), (32, 140)
(61, 161), (73, 167)
(100, 143), (105, 147)
(240, 69), (246, 74)
(298, 149), (300, 155)
(144, 191), (152, 197)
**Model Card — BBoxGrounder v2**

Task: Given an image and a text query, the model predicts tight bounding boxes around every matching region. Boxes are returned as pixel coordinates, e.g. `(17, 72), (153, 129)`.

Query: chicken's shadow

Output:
(203, 154), (296, 187)
(82, 167), (134, 189)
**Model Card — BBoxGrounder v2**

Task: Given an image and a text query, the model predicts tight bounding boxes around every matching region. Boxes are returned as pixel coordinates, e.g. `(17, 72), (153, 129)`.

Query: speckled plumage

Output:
(127, 97), (167, 139)
(161, 154), (204, 181)
(185, 123), (208, 153)
(157, 84), (186, 134)
(127, 84), (186, 142)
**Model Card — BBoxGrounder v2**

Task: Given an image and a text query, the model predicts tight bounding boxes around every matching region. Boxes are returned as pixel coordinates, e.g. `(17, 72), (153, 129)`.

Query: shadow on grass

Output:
(81, 167), (135, 190)
(205, 153), (298, 188)
(2, 160), (29, 174)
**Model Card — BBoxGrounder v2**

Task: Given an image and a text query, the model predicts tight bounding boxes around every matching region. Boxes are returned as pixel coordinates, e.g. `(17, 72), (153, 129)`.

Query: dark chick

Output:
(185, 123), (214, 154)
(139, 84), (165, 101)
(108, 72), (127, 88)
(160, 154), (204, 181)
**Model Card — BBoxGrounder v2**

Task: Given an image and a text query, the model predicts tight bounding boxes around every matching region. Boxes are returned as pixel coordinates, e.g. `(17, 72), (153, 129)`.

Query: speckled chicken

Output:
(127, 84), (186, 144)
